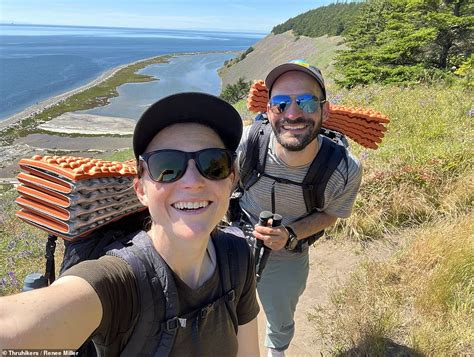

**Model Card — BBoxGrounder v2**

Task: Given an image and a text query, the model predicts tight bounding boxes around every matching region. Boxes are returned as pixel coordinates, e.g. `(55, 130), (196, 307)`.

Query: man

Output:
(236, 60), (362, 356)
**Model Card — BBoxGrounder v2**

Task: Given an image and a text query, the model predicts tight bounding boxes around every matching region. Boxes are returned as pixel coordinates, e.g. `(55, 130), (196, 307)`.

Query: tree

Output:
(220, 78), (251, 104)
(409, 0), (473, 68)
(271, 2), (363, 38)
(335, 0), (474, 87)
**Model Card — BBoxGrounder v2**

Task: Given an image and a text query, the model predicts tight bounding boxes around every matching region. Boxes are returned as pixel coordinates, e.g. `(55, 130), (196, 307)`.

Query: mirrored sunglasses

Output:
(269, 93), (325, 114)
(139, 148), (236, 183)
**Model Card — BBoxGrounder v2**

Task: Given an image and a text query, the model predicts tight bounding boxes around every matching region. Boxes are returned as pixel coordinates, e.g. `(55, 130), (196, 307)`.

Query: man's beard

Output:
(272, 116), (321, 152)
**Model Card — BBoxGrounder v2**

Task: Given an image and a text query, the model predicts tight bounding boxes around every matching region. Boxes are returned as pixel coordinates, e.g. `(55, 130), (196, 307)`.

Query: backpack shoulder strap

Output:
(302, 136), (347, 211)
(107, 231), (179, 357)
(212, 231), (250, 333)
(240, 120), (272, 190)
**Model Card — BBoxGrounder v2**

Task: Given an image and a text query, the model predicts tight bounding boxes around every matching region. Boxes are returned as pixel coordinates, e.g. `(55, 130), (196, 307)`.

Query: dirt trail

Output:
(257, 237), (396, 356)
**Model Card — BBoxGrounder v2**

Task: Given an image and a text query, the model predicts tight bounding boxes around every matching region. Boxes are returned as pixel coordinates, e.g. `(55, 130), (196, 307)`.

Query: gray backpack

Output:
(103, 229), (249, 356)
(55, 213), (249, 356)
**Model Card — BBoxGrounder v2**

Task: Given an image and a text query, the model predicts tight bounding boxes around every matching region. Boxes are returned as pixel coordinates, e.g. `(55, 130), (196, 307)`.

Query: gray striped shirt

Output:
(238, 125), (362, 229)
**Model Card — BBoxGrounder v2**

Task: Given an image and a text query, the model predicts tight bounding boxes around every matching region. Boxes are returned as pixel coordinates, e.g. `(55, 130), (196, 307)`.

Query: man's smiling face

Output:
(267, 71), (326, 152)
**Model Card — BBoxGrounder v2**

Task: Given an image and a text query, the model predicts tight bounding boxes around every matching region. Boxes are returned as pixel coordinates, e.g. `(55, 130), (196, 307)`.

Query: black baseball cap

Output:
(133, 92), (243, 159)
(265, 59), (326, 98)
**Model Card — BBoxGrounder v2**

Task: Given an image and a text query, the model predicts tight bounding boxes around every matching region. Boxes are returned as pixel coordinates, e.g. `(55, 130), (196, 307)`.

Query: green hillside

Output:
(272, 2), (363, 37)
(219, 31), (347, 103)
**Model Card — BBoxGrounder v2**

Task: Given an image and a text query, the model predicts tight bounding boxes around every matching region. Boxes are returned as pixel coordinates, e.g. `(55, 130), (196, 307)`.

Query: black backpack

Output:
(230, 119), (348, 245)
(40, 209), (249, 356)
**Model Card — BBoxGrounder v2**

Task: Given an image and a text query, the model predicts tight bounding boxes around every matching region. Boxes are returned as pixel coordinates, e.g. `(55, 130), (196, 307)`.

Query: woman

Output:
(0, 93), (260, 356)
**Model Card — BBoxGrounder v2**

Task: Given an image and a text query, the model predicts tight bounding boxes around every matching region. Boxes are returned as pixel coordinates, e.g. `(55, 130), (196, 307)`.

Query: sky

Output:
(0, 0), (336, 33)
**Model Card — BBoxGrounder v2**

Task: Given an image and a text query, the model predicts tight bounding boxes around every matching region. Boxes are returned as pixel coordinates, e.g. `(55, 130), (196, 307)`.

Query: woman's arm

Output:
(0, 276), (102, 349)
(237, 317), (259, 356)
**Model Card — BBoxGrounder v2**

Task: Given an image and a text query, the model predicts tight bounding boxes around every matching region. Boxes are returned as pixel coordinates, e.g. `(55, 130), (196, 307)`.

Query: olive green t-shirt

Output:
(64, 248), (259, 356)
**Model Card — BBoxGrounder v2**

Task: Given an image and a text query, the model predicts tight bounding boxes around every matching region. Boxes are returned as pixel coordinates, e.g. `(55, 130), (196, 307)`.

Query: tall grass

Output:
(312, 213), (473, 355)
(0, 190), (65, 296)
(306, 83), (473, 355)
(326, 84), (473, 240)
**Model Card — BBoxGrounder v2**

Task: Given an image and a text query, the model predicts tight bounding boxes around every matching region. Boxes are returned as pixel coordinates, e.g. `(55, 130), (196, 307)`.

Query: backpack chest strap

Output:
(161, 288), (235, 331)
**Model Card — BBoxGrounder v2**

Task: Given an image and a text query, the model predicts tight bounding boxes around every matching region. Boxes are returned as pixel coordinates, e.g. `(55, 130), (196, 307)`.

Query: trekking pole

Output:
(21, 234), (55, 291)
(254, 211), (273, 268)
(256, 214), (282, 283)
(45, 234), (58, 285)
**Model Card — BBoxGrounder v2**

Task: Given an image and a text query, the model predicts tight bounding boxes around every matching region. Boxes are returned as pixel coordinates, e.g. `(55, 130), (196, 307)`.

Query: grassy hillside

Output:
(327, 84), (472, 241)
(312, 212), (473, 355)
(315, 81), (473, 355)
(219, 31), (346, 89)
(0, 189), (59, 295)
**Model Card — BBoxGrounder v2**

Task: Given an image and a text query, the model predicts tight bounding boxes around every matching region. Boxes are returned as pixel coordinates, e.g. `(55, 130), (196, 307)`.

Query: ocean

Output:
(0, 24), (264, 120)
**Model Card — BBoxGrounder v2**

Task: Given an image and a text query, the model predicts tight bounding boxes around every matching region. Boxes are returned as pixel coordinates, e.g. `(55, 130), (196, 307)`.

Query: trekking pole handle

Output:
(257, 211), (273, 247)
(256, 214), (282, 282)
(45, 234), (58, 285)
(255, 211), (273, 267)
(271, 214), (282, 228)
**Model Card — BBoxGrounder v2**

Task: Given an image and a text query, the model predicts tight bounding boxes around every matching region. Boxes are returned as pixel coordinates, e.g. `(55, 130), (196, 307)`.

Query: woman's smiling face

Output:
(135, 122), (235, 241)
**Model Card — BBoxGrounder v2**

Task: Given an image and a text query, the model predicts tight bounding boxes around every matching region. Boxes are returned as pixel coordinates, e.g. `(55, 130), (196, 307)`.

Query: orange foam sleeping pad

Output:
(16, 155), (145, 240)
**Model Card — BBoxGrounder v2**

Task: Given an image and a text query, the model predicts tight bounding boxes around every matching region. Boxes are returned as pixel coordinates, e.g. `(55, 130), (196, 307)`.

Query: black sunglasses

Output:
(139, 148), (236, 183)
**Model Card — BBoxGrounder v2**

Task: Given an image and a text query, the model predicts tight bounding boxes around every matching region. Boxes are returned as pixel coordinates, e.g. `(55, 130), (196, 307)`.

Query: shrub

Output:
(220, 78), (251, 104)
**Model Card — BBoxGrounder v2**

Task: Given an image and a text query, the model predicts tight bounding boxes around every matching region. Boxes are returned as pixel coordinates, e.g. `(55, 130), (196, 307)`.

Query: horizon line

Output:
(0, 22), (270, 35)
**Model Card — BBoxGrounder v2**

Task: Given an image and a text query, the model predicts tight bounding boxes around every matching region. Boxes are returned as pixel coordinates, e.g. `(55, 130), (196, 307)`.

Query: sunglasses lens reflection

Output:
(148, 151), (186, 182)
(298, 95), (318, 113)
(196, 149), (233, 180)
(143, 149), (234, 183)
(269, 94), (320, 114)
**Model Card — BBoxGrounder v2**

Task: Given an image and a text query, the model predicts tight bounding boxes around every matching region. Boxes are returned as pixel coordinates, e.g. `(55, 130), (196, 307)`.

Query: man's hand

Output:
(253, 223), (289, 251)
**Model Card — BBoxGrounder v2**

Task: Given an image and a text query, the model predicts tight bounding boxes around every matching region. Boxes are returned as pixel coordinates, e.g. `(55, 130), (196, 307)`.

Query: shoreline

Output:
(0, 50), (238, 133)
(0, 67), (121, 129)
(0, 55), (165, 132)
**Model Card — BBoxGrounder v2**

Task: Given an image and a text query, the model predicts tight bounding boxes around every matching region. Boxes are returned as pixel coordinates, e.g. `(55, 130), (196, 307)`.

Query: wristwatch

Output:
(285, 225), (298, 251)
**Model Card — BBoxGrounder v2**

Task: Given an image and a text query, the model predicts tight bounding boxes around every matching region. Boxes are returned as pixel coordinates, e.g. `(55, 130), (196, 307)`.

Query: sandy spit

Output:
(0, 55), (168, 132)
(37, 113), (135, 135)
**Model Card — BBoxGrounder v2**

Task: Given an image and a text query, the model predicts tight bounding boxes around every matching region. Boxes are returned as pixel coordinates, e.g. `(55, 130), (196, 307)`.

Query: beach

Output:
(0, 52), (234, 181)
(0, 63), (130, 131)
(0, 57), (157, 181)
